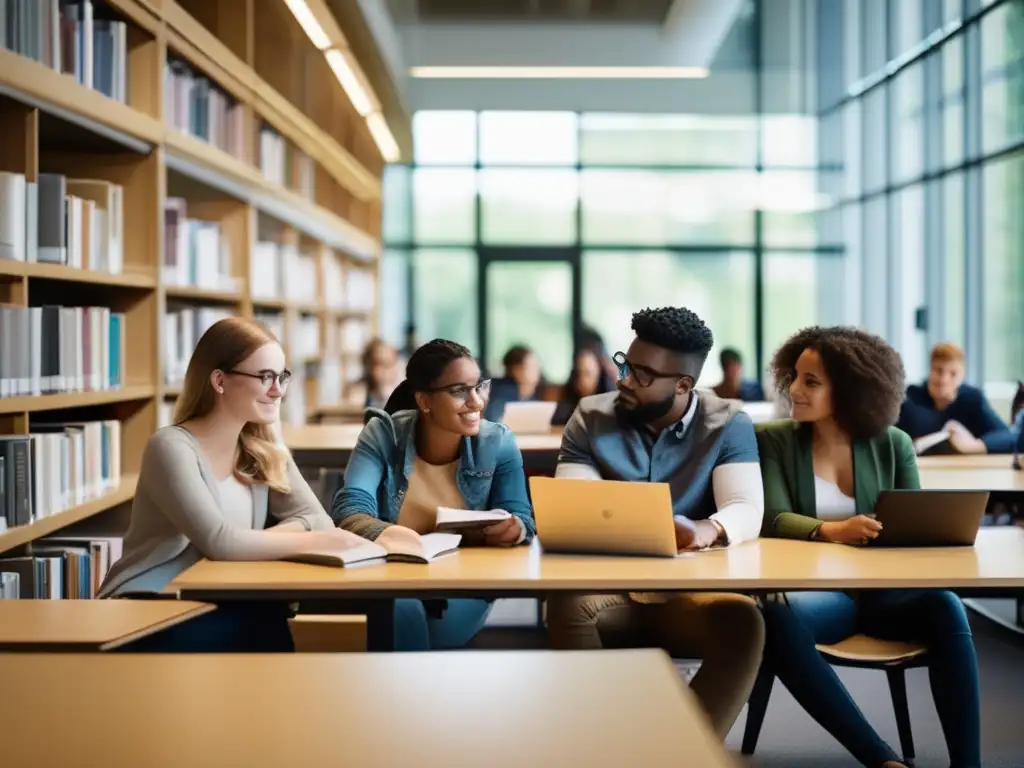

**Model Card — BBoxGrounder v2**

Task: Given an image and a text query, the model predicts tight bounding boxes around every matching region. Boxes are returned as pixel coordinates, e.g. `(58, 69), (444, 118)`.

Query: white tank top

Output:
(814, 476), (856, 522)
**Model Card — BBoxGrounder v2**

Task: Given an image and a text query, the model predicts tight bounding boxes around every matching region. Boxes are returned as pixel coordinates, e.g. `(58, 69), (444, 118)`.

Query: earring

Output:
(423, 408), (430, 413)
(216, 388), (224, 394)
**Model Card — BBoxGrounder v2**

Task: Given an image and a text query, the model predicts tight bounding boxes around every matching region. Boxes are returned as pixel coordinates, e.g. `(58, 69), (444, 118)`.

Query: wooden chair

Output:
(741, 634), (929, 766)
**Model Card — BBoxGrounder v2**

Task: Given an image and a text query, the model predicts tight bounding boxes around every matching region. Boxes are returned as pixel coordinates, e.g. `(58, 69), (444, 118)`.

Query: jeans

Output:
(392, 598), (492, 651)
(116, 601), (296, 653)
(761, 589), (981, 768)
(546, 592), (765, 739)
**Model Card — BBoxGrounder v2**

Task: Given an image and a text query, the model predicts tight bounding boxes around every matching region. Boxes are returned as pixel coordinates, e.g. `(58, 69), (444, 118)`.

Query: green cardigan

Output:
(755, 420), (920, 540)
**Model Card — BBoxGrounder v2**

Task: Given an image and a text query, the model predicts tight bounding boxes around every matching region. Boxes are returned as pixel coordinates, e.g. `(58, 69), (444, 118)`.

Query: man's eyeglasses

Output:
(613, 352), (689, 389)
(228, 369), (293, 392)
(427, 378), (491, 404)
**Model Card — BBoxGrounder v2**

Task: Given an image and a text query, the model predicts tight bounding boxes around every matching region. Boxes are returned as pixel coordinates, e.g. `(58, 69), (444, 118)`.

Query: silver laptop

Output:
(502, 401), (558, 434)
(529, 476), (679, 557)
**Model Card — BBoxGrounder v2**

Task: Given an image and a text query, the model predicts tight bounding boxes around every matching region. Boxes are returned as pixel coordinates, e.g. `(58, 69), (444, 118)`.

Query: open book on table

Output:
(286, 532), (462, 568)
(434, 507), (511, 532)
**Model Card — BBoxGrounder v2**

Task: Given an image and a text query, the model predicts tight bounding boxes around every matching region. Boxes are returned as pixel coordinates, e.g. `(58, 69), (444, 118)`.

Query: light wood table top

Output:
(171, 528), (1024, 598)
(0, 649), (734, 768)
(917, 455), (1020, 470)
(0, 599), (215, 651)
(283, 423), (563, 453)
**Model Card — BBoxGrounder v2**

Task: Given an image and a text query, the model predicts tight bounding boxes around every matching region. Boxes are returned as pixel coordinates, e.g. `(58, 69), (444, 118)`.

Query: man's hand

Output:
(482, 514), (524, 547)
(947, 421), (987, 454)
(674, 517), (723, 551)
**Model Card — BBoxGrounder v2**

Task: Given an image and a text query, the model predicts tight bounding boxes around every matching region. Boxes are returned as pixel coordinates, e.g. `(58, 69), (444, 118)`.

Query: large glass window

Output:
(891, 187), (927, 381)
(980, 1), (1024, 155)
(479, 169), (577, 245)
(579, 114), (757, 167)
(890, 61), (925, 184)
(762, 172), (823, 247)
(982, 151), (1024, 384)
(943, 172), (966, 348)
(382, 165), (411, 244)
(411, 168), (475, 244)
(412, 111), (477, 165)
(580, 171), (755, 246)
(380, 250), (410, 348)
(413, 249), (478, 350)
(863, 87), (888, 193)
(582, 251), (755, 386)
(486, 262), (573, 382)
(942, 36), (965, 168)
(862, 196), (889, 336)
(479, 111), (578, 165)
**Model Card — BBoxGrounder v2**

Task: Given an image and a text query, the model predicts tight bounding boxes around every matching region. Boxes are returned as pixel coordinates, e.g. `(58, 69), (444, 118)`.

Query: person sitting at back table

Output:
(757, 326), (980, 768)
(485, 344), (544, 422)
(99, 317), (366, 652)
(552, 346), (615, 426)
(897, 341), (1014, 454)
(546, 306), (765, 741)
(712, 347), (765, 402)
(332, 339), (536, 652)
(348, 337), (400, 410)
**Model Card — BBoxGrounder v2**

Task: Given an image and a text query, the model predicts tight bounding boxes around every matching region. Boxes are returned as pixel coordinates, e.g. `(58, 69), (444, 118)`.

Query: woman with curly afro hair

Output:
(752, 326), (981, 768)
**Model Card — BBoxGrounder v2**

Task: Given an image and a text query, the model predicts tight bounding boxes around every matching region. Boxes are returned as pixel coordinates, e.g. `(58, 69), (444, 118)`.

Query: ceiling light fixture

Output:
(409, 65), (709, 79)
(282, 0), (333, 50)
(366, 113), (400, 163)
(325, 49), (378, 116)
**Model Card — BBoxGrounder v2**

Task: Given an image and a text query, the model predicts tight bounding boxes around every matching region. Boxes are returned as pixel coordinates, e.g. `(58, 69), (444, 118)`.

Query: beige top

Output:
(396, 456), (466, 534)
(0, 649), (734, 768)
(98, 426), (334, 598)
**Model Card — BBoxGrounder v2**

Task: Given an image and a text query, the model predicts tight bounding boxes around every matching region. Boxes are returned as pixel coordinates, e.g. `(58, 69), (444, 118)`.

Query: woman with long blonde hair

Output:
(100, 317), (366, 651)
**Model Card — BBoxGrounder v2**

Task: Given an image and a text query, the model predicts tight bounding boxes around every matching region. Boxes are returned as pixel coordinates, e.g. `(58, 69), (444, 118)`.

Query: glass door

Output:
(478, 247), (579, 384)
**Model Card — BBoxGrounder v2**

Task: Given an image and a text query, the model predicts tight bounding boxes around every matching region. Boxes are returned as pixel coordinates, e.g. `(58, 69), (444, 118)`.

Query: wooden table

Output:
(0, 649), (734, 768)
(917, 454), (1024, 492)
(283, 423), (563, 470)
(0, 599), (214, 651)
(171, 529), (1024, 649)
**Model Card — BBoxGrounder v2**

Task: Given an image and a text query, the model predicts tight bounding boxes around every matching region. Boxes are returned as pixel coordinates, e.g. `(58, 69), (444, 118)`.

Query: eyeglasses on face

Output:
(427, 378), (492, 403)
(228, 368), (293, 392)
(612, 352), (688, 389)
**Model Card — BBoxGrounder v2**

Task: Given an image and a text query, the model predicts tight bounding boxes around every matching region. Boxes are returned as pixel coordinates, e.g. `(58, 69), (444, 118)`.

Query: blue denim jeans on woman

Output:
(760, 589), (981, 768)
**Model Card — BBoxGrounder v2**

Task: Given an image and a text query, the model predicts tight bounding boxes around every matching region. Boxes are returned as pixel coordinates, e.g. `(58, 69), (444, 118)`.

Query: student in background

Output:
(546, 307), (765, 741)
(712, 347), (765, 402)
(349, 338), (400, 410)
(552, 346), (615, 426)
(757, 326), (980, 768)
(485, 344), (544, 421)
(333, 339), (536, 651)
(897, 341), (1014, 454)
(100, 317), (366, 651)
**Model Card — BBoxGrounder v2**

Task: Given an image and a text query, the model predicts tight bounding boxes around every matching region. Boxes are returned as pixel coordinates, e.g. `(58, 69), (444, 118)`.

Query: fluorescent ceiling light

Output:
(283, 0), (332, 50)
(409, 66), (709, 79)
(367, 113), (400, 163)
(326, 49), (378, 116)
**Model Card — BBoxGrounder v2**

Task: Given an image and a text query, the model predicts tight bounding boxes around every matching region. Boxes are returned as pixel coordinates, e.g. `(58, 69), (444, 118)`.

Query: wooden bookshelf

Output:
(0, 0), (388, 568)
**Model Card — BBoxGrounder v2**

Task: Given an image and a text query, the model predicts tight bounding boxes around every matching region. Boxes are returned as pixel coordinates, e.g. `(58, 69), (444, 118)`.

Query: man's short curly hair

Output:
(770, 326), (906, 440)
(631, 307), (714, 355)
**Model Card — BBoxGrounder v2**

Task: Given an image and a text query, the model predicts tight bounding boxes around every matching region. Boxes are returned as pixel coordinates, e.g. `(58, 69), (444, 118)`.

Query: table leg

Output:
(365, 598), (395, 652)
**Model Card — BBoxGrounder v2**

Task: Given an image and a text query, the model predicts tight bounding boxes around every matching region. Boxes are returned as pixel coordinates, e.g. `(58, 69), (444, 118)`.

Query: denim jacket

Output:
(331, 408), (536, 541)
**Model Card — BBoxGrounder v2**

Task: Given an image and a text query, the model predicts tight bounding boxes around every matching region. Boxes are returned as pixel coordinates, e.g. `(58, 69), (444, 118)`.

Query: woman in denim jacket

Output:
(332, 338), (536, 651)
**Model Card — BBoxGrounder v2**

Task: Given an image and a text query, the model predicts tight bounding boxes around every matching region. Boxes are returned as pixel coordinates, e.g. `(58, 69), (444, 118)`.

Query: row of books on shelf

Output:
(2, 0), (128, 104)
(250, 241), (319, 303)
(165, 58), (246, 159)
(259, 125), (315, 201)
(0, 419), (122, 533)
(163, 198), (239, 292)
(163, 305), (232, 386)
(0, 535), (123, 599)
(0, 304), (125, 397)
(0, 171), (124, 273)
(325, 317), (371, 358)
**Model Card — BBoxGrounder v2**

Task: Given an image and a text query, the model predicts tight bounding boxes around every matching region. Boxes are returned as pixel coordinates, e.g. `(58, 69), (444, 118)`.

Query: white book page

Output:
(913, 429), (950, 454)
(435, 507), (510, 527)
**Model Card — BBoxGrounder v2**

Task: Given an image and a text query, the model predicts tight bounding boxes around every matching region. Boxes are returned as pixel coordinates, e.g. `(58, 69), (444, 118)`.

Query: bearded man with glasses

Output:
(546, 306), (766, 742)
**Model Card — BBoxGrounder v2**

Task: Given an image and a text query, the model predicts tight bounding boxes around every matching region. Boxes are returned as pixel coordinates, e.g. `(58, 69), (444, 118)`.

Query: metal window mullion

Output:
(963, 18), (984, 383)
